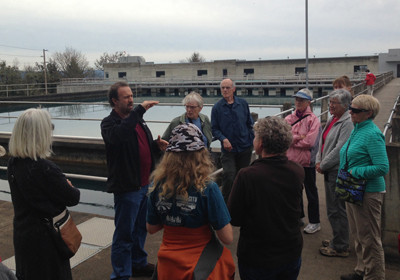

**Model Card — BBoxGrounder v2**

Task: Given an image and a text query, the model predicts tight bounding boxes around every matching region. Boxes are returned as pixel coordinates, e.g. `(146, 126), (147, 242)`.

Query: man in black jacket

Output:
(101, 82), (168, 280)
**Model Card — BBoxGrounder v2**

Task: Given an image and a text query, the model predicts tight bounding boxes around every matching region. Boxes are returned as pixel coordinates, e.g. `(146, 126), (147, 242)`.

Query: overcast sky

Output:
(1, 0), (399, 69)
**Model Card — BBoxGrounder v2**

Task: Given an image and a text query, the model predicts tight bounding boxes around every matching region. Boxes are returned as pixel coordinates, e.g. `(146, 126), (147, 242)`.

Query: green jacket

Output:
(162, 112), (212, 148)
(339, 119), (389, 192)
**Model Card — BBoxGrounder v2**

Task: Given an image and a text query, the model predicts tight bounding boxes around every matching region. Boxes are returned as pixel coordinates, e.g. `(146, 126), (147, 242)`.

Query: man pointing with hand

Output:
(101, 81), (168, 280)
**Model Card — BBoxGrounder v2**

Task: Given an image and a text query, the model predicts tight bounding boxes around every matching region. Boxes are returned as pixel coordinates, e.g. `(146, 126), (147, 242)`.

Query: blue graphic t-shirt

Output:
(147, 181), (231, 230)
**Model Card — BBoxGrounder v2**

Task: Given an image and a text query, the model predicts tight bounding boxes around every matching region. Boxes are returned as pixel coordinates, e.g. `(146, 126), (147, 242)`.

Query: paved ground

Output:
(1, 79), (400, 279)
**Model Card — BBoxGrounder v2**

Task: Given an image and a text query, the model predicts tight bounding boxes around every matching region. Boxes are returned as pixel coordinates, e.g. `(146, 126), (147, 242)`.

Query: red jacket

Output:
(365, 72), (376, 85)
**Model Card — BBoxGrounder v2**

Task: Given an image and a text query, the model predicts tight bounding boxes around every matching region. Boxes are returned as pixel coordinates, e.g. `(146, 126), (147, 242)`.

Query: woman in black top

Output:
(7, 108), (80, 280)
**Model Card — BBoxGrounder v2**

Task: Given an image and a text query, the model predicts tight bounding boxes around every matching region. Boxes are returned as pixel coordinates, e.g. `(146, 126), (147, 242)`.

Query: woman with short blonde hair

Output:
(339, 95), (388, 280)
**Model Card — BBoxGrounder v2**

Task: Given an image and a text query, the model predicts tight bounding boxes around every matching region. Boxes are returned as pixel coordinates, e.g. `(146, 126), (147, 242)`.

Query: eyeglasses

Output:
(349, 106), (368, 114)
(329, 101), (341, 106)
(295, 97), (308, 103)
(221, 87), (232, 90)
(185, 105), (200, 110)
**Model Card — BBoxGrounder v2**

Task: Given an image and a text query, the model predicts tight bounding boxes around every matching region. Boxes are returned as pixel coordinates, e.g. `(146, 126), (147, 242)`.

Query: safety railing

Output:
(383, 91), (400, 142)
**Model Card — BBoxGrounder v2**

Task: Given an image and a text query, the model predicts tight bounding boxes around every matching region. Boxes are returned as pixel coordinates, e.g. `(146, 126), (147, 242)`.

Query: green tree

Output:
(181, 52), (206, 63)
(0, 59), (23, 84)
(52, 47), (94, 78)
(95, 51), (127, 71)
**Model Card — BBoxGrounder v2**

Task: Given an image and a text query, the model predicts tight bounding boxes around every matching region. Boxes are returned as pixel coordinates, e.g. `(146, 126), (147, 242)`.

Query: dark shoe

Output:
(132, 263), (155, 277)
(319, 246), (349, 258)
(340, 272), (363, 280)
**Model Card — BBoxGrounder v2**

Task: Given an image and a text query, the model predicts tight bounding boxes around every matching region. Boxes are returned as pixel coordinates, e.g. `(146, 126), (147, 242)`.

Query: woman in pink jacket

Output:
(285, 89), (322, 234)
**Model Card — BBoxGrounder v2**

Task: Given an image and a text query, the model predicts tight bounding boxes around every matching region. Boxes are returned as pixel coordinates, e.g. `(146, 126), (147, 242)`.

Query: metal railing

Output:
(383, 91), (400, 142)
(60, 73), (368, 85)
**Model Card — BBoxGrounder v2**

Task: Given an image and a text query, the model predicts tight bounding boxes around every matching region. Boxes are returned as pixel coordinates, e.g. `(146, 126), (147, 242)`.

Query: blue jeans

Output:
(110, 186), (149, 280)
(238, 257), (302, 280)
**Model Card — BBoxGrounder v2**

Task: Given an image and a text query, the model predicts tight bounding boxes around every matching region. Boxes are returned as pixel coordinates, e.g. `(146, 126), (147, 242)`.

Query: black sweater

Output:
(228, 155), (305, 269)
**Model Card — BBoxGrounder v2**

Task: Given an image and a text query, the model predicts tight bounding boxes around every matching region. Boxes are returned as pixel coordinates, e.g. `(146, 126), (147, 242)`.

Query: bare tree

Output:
(181, 52), (206, 63)
(52, 47), (94, 78)
(95, 51), (127, 71)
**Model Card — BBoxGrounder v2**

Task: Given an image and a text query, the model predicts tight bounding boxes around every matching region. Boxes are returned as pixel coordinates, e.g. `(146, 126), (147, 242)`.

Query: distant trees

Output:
(95, 51), (127, 71)
(0, 59), (23, 84)
(181, 52), (206, 63)
(52, 47), (95, 78)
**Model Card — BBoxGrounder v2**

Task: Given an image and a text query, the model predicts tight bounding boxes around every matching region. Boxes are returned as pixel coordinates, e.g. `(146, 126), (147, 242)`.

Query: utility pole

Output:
(42, 49), (48, 94)
(305, 0), (309, 89)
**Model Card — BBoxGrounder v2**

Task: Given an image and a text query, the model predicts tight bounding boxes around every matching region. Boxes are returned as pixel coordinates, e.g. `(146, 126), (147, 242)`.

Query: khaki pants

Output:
(347, 192), (385, 280)
(367, 85), (374, 95)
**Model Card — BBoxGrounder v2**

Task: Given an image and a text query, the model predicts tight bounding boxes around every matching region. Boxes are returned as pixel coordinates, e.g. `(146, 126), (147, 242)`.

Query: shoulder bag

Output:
(44, 209), (82, 259)
(335, 139), (367, 206)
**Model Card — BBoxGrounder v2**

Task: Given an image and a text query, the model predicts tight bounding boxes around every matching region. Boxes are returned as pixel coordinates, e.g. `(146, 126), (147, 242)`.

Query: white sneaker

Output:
(304, 223), (321, 234)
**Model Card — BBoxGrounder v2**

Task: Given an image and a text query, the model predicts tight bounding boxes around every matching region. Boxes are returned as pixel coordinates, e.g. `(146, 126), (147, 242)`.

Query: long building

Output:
(103, 48), (399, 80)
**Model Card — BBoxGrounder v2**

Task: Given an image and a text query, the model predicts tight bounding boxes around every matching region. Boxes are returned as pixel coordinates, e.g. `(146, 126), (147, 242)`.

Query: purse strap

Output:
(291, 114), (310, 126)
(344, 137), (352, 170)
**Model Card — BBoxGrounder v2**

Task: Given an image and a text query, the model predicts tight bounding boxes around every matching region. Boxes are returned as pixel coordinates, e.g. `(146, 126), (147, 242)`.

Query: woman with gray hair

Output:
(7, 108), (80, 280)
(228, 117), (305, 280)
(316, 89), (353, 258)
(162, 91), (212, 148)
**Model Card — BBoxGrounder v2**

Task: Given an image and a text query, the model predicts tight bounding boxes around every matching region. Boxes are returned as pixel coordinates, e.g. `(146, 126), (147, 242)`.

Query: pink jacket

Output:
(285, 107), (321, 167)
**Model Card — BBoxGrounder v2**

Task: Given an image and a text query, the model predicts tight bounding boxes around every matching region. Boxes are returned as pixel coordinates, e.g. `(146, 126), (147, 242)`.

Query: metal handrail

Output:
(383, 92), (400, 139)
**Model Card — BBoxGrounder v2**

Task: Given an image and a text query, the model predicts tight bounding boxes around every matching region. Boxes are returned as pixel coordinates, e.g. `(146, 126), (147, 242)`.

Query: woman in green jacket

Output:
(162, 92), (212, 148)
(339, 95), (389, 280)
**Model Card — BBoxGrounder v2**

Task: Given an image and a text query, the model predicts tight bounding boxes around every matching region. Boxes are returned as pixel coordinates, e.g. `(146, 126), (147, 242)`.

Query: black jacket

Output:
(8, 157), (80, 280)
(228, 155), (304, 269)
(101, 105), (160, 193)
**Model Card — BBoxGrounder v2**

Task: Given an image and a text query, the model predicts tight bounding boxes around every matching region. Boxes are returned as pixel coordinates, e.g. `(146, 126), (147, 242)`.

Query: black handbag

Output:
(44, 209), (82, 259)
(335, 138), (367, 206)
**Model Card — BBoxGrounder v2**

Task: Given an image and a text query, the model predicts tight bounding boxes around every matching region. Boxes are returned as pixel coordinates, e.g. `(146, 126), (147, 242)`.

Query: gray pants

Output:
(221, 146), (253, 203)
(324, 170), (349, 252)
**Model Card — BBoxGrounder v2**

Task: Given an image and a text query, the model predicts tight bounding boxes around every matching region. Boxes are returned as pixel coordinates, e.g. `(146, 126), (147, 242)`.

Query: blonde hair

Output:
(351, 95), (381, 119)
(9, 108), (53, 160)
(150, 149), (214, 200)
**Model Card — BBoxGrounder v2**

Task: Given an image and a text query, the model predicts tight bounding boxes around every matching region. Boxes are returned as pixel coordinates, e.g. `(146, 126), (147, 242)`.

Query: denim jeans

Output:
(110, 186), (149, 280)
(238, 257), (302, 280)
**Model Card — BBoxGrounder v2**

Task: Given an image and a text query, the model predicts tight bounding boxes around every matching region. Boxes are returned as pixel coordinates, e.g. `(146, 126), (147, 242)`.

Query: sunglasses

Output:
(349, 106), (368, 114)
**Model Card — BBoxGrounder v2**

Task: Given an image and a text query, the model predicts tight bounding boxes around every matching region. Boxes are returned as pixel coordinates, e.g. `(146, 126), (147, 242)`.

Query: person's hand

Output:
(299, 135), (306, 139)
(156, 135), (168, 151)
(141, 101), (159, 111)
(67, 179), (74, 187)
(316, 163), (323, 174)
(223, 139), (233, 152)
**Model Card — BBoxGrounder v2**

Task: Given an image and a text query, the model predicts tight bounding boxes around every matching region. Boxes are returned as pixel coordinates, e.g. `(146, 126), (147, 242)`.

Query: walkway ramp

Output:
(372, 77), (400, 131)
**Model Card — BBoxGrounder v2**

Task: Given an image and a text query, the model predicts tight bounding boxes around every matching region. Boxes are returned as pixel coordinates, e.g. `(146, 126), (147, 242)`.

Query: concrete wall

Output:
(379, 49), (400, 78)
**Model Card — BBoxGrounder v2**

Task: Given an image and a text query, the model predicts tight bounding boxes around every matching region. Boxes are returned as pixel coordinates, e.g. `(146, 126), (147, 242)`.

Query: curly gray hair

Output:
(254, 116), (293, 155)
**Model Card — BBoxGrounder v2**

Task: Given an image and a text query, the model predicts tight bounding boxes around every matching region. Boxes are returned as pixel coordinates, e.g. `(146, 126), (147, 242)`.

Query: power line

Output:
(0, 44), (43, 51)
(0, 52), (40, 58)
